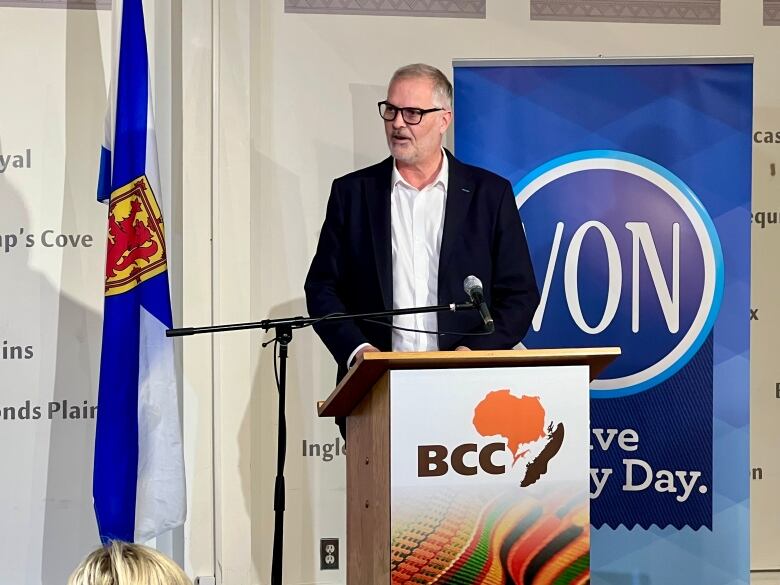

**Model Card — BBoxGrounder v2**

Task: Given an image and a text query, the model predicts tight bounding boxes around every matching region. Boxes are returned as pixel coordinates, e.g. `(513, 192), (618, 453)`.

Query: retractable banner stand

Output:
(454, 59), (752, 584)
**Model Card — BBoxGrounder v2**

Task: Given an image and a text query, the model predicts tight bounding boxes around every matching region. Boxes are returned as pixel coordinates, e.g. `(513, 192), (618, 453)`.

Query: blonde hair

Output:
(68, 541), (192, 585)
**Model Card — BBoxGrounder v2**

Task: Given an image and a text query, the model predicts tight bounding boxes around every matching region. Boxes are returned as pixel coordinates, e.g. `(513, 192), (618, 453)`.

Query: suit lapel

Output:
(367, 157), (393, 310)
(439, 152), (474, 282)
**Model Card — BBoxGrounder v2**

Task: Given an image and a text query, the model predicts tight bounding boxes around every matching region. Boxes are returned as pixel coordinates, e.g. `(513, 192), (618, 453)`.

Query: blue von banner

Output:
(454, 60), (751, 584)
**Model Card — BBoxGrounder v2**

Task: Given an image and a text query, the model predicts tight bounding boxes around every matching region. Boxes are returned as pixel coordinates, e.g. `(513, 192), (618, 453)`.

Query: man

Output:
(305, 64), (540, 434)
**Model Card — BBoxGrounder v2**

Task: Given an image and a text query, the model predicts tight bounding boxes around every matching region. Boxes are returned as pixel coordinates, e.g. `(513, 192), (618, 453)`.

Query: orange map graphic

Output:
(472, 389), (546, 464)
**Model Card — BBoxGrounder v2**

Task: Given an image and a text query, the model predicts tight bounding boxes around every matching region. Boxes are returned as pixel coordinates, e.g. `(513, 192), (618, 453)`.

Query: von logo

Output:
(517, 151), (716, 529)
(517, 151), (723, 398)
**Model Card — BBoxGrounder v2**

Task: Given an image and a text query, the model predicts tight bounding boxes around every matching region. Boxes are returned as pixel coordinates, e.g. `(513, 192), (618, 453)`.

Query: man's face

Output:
(384, 77), (452, 167)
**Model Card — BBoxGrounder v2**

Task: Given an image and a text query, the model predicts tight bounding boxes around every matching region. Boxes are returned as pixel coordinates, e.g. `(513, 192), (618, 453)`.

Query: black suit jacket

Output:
(305, 150), (540, 381)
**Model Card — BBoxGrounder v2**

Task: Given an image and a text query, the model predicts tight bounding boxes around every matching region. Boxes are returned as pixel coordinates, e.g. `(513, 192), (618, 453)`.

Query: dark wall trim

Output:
(531, 0), (720, 24)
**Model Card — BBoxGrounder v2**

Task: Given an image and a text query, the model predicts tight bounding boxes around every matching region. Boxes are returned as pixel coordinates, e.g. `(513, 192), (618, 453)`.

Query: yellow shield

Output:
(105, 176), (167, 296)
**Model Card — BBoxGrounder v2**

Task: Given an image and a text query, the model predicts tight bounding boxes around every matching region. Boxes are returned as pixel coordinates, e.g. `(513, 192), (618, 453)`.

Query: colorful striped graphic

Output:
(392, 485), (589, 585)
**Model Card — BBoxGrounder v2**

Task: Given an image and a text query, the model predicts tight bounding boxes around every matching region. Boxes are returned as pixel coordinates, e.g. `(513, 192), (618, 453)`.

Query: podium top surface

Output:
(318, 347), (620, 417)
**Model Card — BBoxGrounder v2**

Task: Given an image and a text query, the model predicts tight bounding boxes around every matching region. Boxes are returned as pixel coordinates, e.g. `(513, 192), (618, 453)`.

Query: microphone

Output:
(463, 275), (494, 333)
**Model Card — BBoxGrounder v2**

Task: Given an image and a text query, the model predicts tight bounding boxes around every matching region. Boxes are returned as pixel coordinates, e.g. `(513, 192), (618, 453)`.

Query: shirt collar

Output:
(392, 148), (449, 192)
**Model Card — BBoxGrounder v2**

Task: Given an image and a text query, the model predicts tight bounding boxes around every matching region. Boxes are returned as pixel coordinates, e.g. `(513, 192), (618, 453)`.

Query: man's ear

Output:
(440, 110), (453, 135)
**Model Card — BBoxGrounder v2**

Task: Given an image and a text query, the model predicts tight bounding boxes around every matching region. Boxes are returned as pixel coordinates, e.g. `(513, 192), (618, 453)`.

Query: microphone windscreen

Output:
(463, 275), (483, 296)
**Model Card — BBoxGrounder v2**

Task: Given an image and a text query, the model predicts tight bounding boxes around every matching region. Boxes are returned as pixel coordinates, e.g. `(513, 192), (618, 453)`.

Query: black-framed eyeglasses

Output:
(378, 101), (445, 125)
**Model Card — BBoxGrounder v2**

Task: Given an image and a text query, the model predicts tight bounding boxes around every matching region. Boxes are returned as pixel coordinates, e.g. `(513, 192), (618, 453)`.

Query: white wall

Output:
(0, 7), (110, 584)
(1, 0), (777, 583)
(234, 0), (778, 582)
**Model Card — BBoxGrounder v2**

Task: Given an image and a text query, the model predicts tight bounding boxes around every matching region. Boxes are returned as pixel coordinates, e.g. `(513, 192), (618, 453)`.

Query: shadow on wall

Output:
(246, 140), (352, 580)
(349, 83), (390, 170)
(244, 297), (319, 584)
(0, 145), (52, 583)
(247, 149), (316, 581)
(41, 1), (107, 583)
(0, 138), (101, 585)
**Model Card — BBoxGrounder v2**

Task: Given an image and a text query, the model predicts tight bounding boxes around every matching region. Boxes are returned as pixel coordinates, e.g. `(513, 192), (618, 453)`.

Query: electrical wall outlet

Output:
(320, 538), (339, 570)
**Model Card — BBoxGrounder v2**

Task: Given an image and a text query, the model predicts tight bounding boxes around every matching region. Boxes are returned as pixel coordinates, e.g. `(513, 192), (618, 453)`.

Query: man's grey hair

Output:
(389, 64), (453, 110)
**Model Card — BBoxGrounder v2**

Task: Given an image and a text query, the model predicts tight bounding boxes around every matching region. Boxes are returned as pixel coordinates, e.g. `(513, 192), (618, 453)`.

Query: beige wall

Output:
(1, 0), (775, 582)
(0, 7), (110, 584)
(179, 0), (780, 582)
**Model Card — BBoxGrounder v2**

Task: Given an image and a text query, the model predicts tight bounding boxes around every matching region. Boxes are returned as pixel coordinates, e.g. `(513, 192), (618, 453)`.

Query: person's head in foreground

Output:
(68, 541), (191, 585)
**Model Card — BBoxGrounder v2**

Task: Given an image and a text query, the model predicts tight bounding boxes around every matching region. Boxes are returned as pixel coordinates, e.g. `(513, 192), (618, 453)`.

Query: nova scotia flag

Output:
(94, 0), (185, 543)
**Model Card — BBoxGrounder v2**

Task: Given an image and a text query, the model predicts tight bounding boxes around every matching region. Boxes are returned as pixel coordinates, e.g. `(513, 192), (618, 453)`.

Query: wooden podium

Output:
(318, 348), (619, 584)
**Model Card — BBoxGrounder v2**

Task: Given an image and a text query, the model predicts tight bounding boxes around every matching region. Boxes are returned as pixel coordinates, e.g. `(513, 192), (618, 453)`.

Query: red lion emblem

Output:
(105, 198), (159, 279)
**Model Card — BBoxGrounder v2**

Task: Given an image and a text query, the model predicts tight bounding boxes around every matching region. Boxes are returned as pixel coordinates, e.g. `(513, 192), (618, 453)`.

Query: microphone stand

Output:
(166, 301), (477, 585)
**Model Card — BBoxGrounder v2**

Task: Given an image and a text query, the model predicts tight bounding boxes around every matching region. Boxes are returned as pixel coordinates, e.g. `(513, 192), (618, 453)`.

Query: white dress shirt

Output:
(347, 153), (449, 366)
(390, 154), (448, 352)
